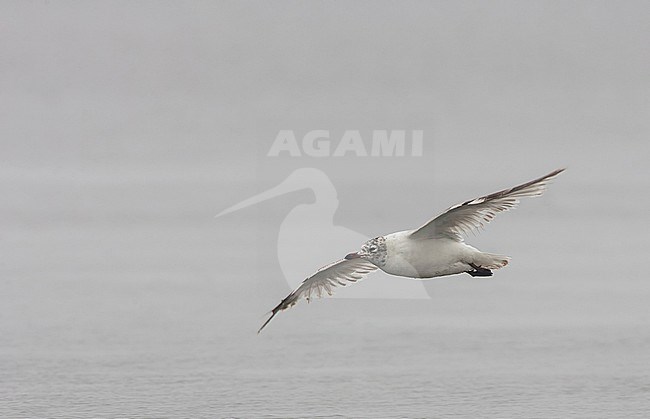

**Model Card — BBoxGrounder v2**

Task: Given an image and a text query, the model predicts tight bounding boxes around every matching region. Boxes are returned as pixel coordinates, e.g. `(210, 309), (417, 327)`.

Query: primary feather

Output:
(409, 168), (565, 241)
(258, 258), (377, 333)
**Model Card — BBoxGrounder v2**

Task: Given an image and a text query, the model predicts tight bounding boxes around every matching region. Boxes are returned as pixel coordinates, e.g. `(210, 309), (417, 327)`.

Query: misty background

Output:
(2, 1), (650, 417)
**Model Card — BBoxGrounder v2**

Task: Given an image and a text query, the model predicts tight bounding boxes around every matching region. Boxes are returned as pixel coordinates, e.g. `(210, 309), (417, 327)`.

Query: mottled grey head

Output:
(359, 236), (387, 266)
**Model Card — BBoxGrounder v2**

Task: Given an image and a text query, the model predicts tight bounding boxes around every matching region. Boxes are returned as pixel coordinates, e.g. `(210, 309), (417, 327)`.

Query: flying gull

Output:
(258, 168), (565, 333)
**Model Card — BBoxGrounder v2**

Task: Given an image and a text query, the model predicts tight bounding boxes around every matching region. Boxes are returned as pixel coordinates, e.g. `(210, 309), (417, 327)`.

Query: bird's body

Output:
(369, 231), (507, 278)
(254, 168), (565, 333)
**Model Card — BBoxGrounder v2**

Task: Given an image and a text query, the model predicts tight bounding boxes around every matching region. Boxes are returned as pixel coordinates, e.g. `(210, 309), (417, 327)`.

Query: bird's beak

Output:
(344, 252), (361, 260)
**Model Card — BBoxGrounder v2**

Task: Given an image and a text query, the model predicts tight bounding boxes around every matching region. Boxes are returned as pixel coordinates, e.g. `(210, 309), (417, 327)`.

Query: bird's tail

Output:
(475, 252), (510, 270)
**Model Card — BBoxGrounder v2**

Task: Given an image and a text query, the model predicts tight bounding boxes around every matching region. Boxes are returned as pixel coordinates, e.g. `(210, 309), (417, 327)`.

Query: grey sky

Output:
(2, 1), (648, 176)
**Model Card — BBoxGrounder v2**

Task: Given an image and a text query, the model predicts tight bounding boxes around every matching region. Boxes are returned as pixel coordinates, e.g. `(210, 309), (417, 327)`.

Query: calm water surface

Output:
(3, 277), (650, 418)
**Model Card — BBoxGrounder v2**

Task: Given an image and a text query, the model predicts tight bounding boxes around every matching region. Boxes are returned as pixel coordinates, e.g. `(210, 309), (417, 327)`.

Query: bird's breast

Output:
(380, 232), (469, 278)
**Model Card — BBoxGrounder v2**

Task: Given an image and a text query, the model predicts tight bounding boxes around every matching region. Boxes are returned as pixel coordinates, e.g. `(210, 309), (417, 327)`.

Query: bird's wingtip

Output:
(257, 310), (278, 334)
(257, 300), (286, 334)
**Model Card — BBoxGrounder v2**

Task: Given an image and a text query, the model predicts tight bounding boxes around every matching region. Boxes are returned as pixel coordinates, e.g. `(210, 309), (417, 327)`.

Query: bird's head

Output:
(345, 236), (387, 266)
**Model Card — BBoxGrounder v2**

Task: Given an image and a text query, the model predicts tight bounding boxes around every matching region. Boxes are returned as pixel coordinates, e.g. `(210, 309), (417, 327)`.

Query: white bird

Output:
(258, 168), (565, 333)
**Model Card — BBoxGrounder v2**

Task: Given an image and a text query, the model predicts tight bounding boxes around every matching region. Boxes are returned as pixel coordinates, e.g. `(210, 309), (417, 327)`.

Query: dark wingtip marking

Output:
(461, 168), (566, 207)
(257, 309), (279, 334)
(257, 295), (292, 334)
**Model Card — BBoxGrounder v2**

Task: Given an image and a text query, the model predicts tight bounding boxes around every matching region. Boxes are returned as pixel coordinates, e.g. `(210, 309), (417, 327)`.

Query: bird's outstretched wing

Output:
(258, 258), (378, 333)
(409, 168), (565, 241)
